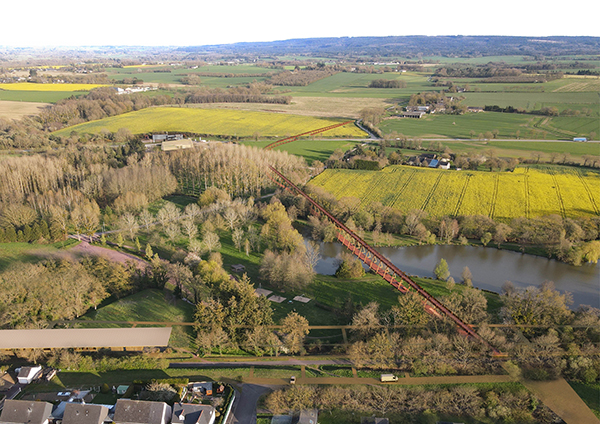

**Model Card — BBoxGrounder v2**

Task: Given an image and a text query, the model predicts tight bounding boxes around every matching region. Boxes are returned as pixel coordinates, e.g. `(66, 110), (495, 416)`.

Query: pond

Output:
(315, 242), (600, 309)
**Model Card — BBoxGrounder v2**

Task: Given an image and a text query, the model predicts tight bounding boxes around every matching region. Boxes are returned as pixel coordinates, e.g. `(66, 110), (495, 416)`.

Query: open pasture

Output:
(52, 107), (366, 138)
(285, 71), (435, 98)
(241, 139), (360, 164)
(309, 165), (600, 220)
(0, 90), (88, 103)
(380, 111), (597, 140)
(433, 139), (600, 164)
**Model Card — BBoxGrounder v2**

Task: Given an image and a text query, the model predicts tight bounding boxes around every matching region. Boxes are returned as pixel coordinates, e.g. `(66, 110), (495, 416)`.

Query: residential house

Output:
(0, 399), (53, 424)
(467, 106), (484, 113)
(113, 399), (171, 424)
(439, 159), (451, 170)
(171, 404), (216, 424)
(16, 365), (42, 384)
(62, 403), (109, 424)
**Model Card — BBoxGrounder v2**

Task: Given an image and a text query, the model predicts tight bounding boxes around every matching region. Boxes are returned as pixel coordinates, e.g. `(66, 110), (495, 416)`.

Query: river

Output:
(314, 242), (600, 309)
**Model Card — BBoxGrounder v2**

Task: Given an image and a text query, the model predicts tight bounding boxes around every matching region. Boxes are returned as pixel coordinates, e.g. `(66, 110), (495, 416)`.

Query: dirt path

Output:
(68, 241), (147, 269)
(521, 378), (599, 424)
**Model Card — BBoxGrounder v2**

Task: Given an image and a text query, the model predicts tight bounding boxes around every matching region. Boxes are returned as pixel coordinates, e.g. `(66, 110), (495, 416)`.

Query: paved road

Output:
(227, 384), (282, 424)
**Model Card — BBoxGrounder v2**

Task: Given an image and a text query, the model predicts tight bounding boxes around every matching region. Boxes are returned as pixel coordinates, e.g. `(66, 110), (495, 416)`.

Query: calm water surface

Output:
(315, 242), (600, 309)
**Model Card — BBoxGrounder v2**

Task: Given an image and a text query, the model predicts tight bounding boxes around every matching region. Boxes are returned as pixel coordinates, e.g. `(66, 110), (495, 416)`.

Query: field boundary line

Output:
(576, 170), (600, 215)
(453, 174), (471, 217)
(420, 172), (444, 211)
(489, 174), (500, 219)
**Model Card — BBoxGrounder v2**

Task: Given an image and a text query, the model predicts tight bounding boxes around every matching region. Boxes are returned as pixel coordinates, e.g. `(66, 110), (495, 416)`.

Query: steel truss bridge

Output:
(265, 123), (503, 356)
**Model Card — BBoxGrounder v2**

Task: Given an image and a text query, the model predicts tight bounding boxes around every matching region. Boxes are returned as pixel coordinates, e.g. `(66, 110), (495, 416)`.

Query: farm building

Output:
(161, 139), (195, 151)
(400, 111), (425, 119)
(0, 400), (53, 424)
(171, 404), (216, 424)
(153, 134), (183, 142)
(16, 365), (42, 384)
(0, 328), (172, 353)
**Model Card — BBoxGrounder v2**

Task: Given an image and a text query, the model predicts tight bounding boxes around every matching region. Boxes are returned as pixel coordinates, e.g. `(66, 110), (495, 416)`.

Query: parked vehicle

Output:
(290, 376), (296, 384)
(380, 374), (398, 382)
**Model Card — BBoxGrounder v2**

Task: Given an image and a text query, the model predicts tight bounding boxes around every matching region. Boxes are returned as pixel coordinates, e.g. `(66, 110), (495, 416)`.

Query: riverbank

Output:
(313, 240), (599, 309)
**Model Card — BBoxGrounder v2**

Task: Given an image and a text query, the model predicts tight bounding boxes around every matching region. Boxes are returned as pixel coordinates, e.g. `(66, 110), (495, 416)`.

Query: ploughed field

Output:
(52, 107), (366, 138)
(309, 165), (600, 220)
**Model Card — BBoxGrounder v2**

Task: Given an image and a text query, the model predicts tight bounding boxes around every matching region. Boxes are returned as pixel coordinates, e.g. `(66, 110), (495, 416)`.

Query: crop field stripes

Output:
(524, 171), (531, 219)
(420, 172), (444, 211)
(359, 173), (388, 208)
(389, 170), (417, 208)
(489, 174), (500, 219)
(576, 170), (600, 215)
(550, 172), (567, 218)
(453, 175), (471, 217)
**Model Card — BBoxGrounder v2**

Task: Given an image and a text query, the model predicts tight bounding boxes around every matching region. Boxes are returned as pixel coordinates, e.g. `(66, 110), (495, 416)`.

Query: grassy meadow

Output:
(309, 165), (600, 221)
(53, 107), (366, 138)
(380, 112), (598, 141)
(0, 90), (88, 103)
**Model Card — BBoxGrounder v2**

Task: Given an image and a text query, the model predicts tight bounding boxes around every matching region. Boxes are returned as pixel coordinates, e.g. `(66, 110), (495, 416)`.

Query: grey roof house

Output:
(171, 404), (216, 424)
(0, 399), (53, 424)
(113, 399), (171, 424)
(62, 403), (109, 424)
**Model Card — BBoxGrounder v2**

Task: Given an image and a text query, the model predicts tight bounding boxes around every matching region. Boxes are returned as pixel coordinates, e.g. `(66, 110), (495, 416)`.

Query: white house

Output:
(17, 365), (42, 384)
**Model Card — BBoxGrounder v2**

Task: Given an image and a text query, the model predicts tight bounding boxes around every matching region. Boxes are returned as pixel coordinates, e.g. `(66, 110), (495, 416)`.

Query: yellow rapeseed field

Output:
(309, 165), (600, 220)
(53, 107), (366, 138)
(0, 83), (107, 91)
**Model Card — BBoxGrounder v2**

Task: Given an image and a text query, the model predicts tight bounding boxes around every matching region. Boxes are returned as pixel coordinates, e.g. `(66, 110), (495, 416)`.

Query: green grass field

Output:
(53, 107), (366, 138)
(568, 381), (600, 419)
(0, 239), (80, 272)
(420, 139), (600, 164)
(240, 139), (360, 163)
(0, 90), (88, 103)
(77, 289), (196, 348)
(78, 289), (195, 324)
(381, 111), (600, 141)
(310, 165), (600, 221)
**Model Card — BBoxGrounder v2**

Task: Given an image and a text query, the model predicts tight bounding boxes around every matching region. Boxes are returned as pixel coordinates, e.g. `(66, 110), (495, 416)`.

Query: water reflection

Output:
(315, 242), (600, 309)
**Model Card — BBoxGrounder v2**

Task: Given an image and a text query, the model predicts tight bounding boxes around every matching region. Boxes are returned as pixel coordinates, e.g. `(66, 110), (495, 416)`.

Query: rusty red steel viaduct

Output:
(264, 123), (503, 356)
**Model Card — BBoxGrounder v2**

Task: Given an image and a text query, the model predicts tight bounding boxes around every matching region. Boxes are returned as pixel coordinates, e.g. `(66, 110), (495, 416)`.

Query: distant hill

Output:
(178, 35), (600, 58)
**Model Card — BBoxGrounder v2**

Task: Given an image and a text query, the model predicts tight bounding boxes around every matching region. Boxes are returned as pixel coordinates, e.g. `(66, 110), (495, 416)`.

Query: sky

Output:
(3, 0), (599, 47)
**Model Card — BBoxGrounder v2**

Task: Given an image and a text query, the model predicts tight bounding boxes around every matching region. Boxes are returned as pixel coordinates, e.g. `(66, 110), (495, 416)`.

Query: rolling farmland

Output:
(309, 165), (600, 220)
(0, 82), (107, 91)
(53, 107), (366, 138)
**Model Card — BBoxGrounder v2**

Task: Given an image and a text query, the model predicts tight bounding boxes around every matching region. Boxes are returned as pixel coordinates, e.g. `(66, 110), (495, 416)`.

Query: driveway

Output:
(228, 384), (282, 424)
